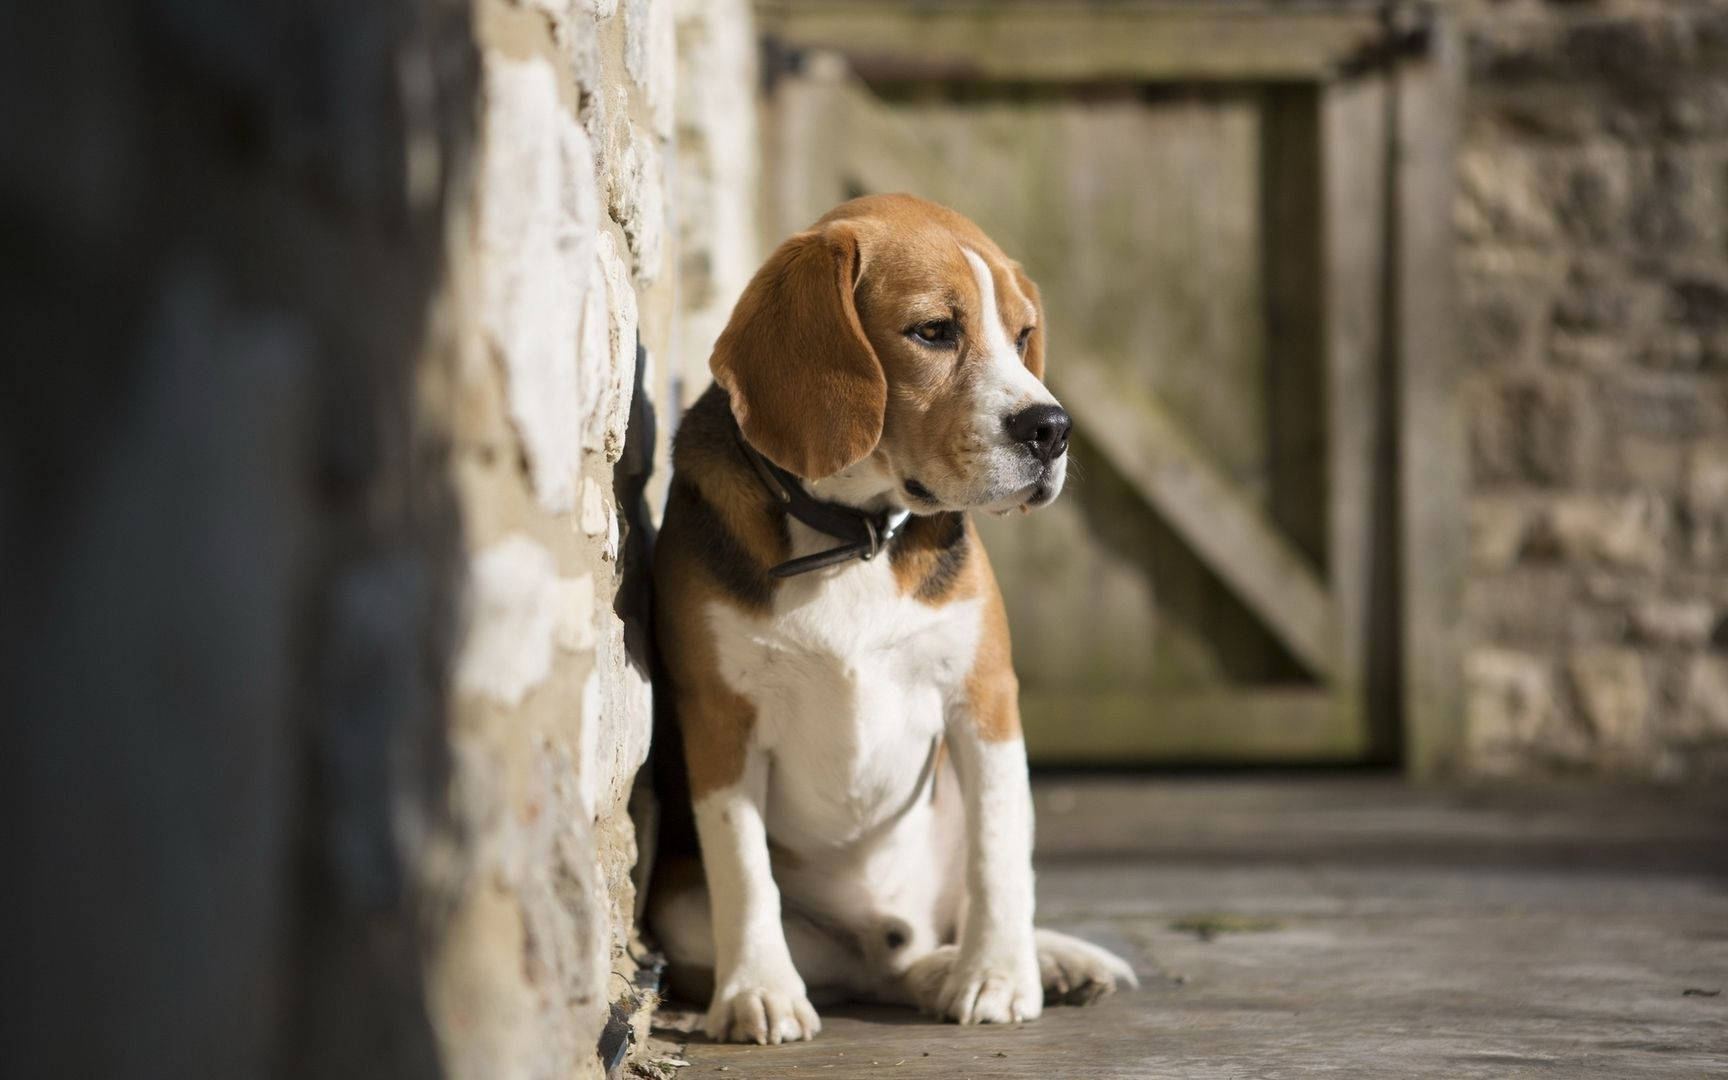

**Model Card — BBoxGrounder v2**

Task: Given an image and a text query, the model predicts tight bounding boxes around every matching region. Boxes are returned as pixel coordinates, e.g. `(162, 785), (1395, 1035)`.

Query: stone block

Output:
(1554, 142), (1630, 245)
(1468, 496), (1537, 572)
(1558, 18), (1694, 93)
(1546, 492), (1673, 570)
(455, 535), (595, 708)
(1552, 260), (1662, 335)
(1677, 655), (1728, 739)
(1628, 598), (1718, 646)
(584, 229), (639, 460)
(1639, 329), (1707, 371)
(1466, 374), (1584, 488)
(1458, 144), (1560, 245)
(1703, 331), (1728, 371)
(1549, 331), (1623, 371)
(1693, 8), (1728, 60)
(1606, 373), (1726, 439)
(1463, 289), (1534, 368)
(478, 54), (601, 516)
(598, 75), (668, 286)
(1471, 82), (1606, 144)
(1466, 569), (1587, 644)
(1465, 647), (1568, 771)
(1671, 277), (1728, 330)
(1566, 646), (1650, 747)
(626, 0), (675, 141)
(1661, 77), (1728, 136)
(1603, 432), (1687, 491)
(1461, 263), (1556, 368)
(1630, 150), (1726, 253)
(1684, 439), (1728, 565)
(672, 0), (760, 412)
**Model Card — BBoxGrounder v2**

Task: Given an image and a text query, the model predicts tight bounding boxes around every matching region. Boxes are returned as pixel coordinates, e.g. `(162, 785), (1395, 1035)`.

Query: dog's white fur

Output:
(664, 520), (1134, 1042)
(652, 199), (1134, 1045)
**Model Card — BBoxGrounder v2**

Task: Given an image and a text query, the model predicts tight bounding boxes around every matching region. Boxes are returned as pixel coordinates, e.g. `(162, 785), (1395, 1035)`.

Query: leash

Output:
(735, 429), (910, 578)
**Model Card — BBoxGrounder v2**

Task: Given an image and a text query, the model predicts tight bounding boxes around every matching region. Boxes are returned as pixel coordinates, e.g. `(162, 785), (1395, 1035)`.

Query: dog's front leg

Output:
(693, 749), (821, 1044)
(936, 669), (1042, 1024)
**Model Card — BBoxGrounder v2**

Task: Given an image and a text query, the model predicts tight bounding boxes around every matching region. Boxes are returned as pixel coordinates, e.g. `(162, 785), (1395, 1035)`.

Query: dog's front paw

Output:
(931, 945), (1042, 1025)
(705, 976), (822, 1045)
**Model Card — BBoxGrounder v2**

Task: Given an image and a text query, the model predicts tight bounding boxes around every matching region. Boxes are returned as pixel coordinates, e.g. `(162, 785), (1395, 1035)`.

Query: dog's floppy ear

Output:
(1012, 266), (1047, 381)
(711, 223), (885, 480)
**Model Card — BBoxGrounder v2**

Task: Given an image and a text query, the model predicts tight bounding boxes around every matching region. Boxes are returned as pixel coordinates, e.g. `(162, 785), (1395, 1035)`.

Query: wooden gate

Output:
(757, 1), (1466, 773)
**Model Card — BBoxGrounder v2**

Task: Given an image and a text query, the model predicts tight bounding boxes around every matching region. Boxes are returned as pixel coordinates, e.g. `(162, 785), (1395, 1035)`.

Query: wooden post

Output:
(1320, 73), (1394, 760)
(1391, 5), (1467, 777)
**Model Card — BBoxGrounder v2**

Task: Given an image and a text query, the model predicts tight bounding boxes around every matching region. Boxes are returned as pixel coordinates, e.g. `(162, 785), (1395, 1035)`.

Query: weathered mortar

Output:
(1456, 0), (1728, 778)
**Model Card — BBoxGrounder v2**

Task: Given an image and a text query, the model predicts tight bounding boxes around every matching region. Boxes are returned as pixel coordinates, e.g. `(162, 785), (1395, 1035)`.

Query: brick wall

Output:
(1457, 0), (1728, 777)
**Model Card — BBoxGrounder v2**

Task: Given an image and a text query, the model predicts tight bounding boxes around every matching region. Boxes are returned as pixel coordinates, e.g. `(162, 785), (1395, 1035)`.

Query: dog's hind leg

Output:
(901, 930), (1137, 1012)
(1035, 928), (1138, 1004)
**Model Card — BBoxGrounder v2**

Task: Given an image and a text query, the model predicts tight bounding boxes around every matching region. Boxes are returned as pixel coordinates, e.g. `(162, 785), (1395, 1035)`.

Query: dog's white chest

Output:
(707, 551), (981, 851)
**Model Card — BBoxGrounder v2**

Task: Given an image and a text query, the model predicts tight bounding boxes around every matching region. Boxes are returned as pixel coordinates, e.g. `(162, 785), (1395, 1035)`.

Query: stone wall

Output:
(434, 0), (753, 1076)
(1456, 0), (1728, 778)
(1, 0), (753, 1077)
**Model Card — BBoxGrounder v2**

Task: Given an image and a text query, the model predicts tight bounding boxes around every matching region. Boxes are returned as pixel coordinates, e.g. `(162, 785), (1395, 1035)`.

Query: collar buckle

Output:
(735, 428), (907, 578)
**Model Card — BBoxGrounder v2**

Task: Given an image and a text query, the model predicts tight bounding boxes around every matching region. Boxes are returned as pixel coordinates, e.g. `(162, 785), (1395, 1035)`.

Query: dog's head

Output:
(711, 194), (1069, 514)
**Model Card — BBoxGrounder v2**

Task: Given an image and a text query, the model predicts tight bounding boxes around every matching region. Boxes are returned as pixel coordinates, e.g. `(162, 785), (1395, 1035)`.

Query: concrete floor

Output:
(648, 776), (1728, 1079)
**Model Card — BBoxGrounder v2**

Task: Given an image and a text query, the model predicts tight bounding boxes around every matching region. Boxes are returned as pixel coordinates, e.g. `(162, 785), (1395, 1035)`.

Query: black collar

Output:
(736, 430), (910, 578)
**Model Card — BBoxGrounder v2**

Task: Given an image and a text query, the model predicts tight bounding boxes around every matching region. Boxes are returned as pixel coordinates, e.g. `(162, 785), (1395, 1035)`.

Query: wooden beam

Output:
(1391, 8), (1467, 778)
(1022, 688), (1363, 762)
(1320, 74), (1394, 757)
(1054, 358), (1339, 682)
(757, 1), (1390, 84)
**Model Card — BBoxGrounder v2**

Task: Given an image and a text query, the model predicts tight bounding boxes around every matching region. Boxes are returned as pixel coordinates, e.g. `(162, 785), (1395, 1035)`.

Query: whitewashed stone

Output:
(436, 0), (747, 1073)
(529, 0), (604, 129)
(603, 110), (666, 284)
(577, 670), (604, 819)
(455, 535), (592, 707)
(579, 475), (610, 538)
(478, 55), (600, 514)
(579, 475), (622, 564)
(588, 230), (639, 456)
(577, 234), (613, 440)
(591, 622), (654, 814)
(625, 0), (675, 140)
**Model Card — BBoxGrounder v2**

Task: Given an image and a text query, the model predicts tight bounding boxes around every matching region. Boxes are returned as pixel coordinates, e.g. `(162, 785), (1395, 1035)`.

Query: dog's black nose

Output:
(1005, 404), (1071, 462)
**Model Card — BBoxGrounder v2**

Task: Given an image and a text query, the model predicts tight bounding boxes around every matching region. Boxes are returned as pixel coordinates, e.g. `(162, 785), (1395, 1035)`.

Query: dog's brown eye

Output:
(1016, 327), (1035, 355)
(909, 320), (959, 348)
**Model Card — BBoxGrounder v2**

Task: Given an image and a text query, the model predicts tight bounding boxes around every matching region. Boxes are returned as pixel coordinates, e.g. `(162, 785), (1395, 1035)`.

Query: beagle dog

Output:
(648, 194), (1135, 1045)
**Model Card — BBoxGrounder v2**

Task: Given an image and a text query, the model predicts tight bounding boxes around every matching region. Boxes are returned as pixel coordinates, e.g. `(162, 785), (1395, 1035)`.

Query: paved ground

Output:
(648, 776), (1728, 1078)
